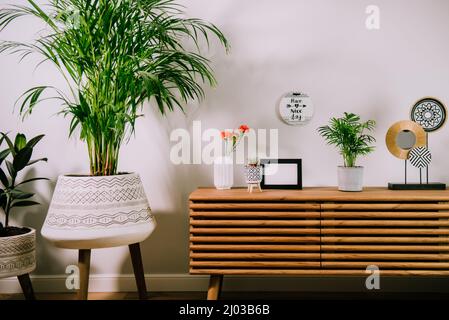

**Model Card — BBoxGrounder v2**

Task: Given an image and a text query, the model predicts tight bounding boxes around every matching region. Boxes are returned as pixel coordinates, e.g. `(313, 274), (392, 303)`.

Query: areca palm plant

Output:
(318, 112), (376, 167)
(0, 0), (229, 176)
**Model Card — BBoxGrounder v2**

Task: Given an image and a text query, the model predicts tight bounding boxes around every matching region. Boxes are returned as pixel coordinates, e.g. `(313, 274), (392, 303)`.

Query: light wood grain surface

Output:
(189, 187), (449, 202)
(189, 187), (449, 299)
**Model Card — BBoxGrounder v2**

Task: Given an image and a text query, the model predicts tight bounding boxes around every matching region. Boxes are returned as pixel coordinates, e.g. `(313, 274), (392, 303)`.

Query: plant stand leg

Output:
(77, 249), (91, 300)
(129, 243), (148, 300)
(207, 275), (223, 300)
(17, 273), (35, 300)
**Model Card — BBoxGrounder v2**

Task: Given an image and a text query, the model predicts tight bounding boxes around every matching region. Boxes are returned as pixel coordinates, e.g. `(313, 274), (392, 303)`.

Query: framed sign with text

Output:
(278, 92), (314, 126)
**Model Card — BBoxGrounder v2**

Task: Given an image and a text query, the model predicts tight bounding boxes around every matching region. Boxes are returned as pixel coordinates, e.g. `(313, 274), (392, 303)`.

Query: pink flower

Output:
(221, 131), (233, 139)
(221, 125), (251, 154)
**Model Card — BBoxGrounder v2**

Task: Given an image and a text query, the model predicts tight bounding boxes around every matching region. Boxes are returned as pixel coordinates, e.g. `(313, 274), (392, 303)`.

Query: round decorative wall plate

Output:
(278, 92), (314, 126)
(410, 97), (447, 132)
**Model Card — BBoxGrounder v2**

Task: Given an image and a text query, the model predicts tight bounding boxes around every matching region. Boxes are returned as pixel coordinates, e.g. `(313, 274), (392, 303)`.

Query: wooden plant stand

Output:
(77, 243), (147, 300)
(17, 273), (35, 300)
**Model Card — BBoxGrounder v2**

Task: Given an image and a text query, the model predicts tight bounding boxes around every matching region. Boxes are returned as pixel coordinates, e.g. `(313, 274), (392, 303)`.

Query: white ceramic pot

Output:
(41, 173), (156, 249)
(0, 228), (36, 279)
(214, 156), (234, 190)
(338, 166), (364, 192)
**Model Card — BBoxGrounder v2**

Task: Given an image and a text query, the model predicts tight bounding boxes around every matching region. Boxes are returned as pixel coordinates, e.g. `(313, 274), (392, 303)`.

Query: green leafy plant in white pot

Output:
(318, 113), (376, 192)
(0, 0), (229, 299)
(0, 132), (48, 300)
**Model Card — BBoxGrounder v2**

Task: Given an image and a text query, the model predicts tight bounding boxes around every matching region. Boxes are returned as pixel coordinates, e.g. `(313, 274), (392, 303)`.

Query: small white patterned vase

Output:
(245, 165), (262, 184)
(0, 228), (36, 279)
(41, 173), (156, 249)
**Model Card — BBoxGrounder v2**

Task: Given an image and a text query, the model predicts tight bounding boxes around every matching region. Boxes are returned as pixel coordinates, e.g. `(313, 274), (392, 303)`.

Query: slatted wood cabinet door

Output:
(321, 202), (449, 275)
(190, 201), (321, 275)
(189, 188), (449, 299)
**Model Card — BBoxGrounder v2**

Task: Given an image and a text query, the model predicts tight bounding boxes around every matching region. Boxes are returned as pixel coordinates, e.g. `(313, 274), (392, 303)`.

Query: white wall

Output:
(1, 0), (449, 292)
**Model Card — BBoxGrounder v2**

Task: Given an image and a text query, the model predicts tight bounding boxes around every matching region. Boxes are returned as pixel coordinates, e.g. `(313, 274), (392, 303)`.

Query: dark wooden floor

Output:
(1, 291), (449, 300)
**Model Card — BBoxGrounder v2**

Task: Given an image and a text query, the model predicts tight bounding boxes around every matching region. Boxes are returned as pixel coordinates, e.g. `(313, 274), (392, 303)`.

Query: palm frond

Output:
(0, 0), (229, 175)
(318, 113), (376, 167)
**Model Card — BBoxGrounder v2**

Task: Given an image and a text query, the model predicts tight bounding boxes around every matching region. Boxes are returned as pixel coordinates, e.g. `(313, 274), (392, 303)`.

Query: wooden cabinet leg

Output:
(77, 249), (91, 300)
(17, 273), (35, 300)
(207, 275), (223, 300)
(129, 243), (148, 300)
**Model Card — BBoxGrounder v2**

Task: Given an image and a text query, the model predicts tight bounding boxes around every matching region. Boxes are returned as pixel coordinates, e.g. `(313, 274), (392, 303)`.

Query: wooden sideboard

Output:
(189, 187), (449, 299)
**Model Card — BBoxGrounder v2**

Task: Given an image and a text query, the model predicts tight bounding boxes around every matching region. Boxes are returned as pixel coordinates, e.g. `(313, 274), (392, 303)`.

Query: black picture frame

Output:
(260, 159), (302, 190)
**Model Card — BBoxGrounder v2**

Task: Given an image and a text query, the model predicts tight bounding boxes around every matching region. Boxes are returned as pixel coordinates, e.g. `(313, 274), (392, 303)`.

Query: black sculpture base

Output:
(388, 183), (446, 190)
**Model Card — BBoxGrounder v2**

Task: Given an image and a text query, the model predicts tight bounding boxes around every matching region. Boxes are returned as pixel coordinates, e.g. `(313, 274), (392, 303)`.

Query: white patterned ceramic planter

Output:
(0, 228), (36, 279)
(41, 173), (156, 249)
(244, 165), (262, 193)
(245, 165), (262, 184)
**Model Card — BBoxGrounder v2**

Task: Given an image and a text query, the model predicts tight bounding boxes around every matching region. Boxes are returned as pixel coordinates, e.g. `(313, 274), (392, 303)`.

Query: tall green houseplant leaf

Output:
(0, 0), (229, 176)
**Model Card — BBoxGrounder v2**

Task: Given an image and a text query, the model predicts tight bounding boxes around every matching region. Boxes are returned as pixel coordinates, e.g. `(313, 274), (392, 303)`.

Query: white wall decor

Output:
(411, 97), (447, 132)
(278, 92), (314, 126)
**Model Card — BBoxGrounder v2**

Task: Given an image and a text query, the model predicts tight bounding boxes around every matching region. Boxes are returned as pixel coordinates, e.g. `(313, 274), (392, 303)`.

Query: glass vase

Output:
(214, 155), (234, 190)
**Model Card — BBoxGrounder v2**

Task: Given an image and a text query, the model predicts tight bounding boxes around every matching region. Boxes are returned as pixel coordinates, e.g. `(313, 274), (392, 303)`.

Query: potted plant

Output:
(0, 132), (48, 300)
(0, 0), (228, 299)
(318, 113), (376, 192)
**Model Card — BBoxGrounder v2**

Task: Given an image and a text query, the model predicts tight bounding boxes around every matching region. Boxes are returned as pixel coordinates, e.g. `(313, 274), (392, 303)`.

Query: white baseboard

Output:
(1, 274), (449, 294)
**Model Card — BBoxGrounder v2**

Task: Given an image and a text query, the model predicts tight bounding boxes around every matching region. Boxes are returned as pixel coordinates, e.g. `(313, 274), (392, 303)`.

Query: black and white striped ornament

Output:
(408, 147), (432, 168)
